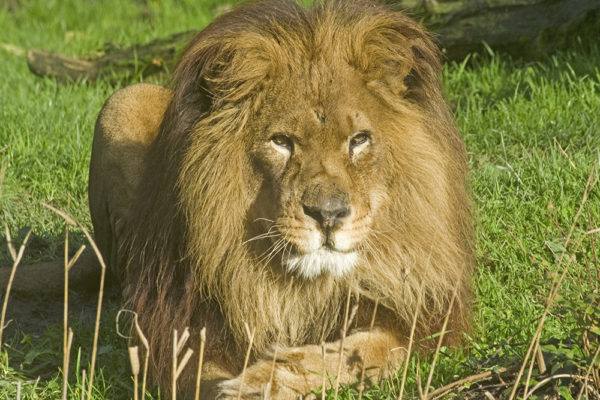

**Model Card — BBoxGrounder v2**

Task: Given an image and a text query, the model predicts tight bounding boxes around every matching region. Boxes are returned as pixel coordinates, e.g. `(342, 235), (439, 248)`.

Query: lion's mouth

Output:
(282, 247), (358, 280)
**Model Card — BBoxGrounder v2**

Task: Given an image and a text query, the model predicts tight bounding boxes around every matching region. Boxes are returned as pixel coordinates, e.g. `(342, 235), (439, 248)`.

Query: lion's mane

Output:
(120, 0), (473, 388)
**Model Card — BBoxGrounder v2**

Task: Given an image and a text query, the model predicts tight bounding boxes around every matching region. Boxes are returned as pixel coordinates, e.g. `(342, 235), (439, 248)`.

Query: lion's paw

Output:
(217, 356), (313, 400)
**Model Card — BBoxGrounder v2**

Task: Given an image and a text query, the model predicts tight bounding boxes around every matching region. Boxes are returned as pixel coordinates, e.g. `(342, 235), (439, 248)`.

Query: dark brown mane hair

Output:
(120, 0), (473, 389)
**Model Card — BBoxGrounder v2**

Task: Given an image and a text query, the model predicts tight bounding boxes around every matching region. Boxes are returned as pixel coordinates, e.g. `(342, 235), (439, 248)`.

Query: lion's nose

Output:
(302, 199), (350, 231)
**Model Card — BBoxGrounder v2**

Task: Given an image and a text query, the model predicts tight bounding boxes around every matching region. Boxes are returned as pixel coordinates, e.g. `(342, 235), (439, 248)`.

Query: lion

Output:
(88, 0), (474, 398)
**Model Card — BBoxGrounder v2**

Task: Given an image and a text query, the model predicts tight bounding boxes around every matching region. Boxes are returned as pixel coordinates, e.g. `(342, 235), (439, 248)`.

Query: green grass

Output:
(1, 1), (599, 399)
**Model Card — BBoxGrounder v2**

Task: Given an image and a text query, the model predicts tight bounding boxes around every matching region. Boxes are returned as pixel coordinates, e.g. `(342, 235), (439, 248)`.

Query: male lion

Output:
(89, 0), (474, 398)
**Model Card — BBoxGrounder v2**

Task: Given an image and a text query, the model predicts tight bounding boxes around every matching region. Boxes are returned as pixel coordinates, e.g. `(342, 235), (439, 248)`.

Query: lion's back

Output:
(88, 83), (172, 275)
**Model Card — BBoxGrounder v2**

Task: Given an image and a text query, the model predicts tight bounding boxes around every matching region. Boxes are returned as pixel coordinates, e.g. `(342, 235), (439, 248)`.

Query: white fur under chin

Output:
(283, 248), (358, 280)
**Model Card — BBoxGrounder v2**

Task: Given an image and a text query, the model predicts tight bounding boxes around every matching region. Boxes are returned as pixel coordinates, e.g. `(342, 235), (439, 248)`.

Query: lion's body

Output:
(89, 1), (474, 398)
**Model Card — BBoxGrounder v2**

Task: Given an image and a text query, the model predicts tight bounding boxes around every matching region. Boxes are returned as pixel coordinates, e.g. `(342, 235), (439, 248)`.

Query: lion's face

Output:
(247, 63), (395, 279)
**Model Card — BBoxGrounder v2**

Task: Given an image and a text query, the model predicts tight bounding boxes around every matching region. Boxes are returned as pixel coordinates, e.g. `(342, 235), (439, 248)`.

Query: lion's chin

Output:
(282, 248), (358, 280)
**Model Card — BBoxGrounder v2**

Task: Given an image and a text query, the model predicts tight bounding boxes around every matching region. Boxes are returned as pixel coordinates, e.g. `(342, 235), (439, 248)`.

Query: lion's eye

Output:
(270, 134), (294, 155)
(349, 131), (371, 156)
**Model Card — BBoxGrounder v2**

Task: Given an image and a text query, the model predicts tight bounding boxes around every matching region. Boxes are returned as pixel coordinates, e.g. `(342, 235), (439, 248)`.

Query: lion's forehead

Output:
(261, 79), (381, 144)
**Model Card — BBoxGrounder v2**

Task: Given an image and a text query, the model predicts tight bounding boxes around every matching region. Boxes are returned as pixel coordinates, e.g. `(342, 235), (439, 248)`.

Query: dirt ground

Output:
(2, 285), (120, 338)
(1, 250), (120, 338)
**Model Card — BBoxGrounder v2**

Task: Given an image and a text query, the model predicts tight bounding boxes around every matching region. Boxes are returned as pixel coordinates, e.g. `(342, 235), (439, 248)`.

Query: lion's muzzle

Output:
(301, 183), (351, 233)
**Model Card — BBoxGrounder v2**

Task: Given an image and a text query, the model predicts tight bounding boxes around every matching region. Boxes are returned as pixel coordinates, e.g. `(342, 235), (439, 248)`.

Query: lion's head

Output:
(110, 0), (473, 390)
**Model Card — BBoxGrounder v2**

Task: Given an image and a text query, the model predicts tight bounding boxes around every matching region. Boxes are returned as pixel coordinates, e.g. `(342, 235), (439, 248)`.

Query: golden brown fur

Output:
(89, 0), (474, 398)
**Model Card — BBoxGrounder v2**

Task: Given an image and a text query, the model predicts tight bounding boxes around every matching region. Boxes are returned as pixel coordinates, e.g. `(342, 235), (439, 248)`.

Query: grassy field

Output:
(1, 0), (599, 399)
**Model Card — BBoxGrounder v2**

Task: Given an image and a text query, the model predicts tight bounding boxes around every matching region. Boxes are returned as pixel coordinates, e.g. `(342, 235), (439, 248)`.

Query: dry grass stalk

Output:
(427, 367), (507, 399)
(134, 317), (150, 400)
(263, 334), (279, 400)
(117, 310), (151, 400)
(422, 285), (459, 399)
(527, 374), (591, 399)
(397, 282), (425, 400)
(237, 323), (256, 400)
(509, 167), (597, 400)
(0, 224), (31, 349)
(40, 202), (107, 400)
(62, 222), (85, 400)
(63, 211), (69, 385)
(61, 328), (74, 400)
(575, 345), (600, 400)
(521, 240), (584, 399)
(321, 342), (327, 400)
(81, 369), (86, 400)
(194, 327), (207, 400)
(16, 381), (22, 400)
(554, 137), (576, 169)
(333, 288), (358, 399)
(357, 299), (379, 400)
(172, 329), (179, 400)
(262, 381), (271, 400)
(129, 345), (140, 400)
(0, 160), (6, 196)
(172, 327), (194, 400)
(415, 361), (424, 400)
(535, 346), (547, 374)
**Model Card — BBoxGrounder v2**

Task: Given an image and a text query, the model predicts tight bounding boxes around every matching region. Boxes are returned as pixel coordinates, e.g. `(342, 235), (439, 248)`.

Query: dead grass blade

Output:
(427, 368), (508, 399)
(397, 282), (425, 400)
(237, 323), (256, 400)
(172, 327), (194, 400)
(321, 342), (327, 400)
(334, 287), (358, 399)
(0, 160), (6, 197)
(117, 310), (151, 400)
(575, 345), (600, 400)
(80, 369), (86, 400)
(129, 346), (140, 400)
(423, 285), (459, 398)
(0, 224), (31, 349)
(194, 327), (207, 400)
(263, 334), (280, 400)
(62, 225), (86, 400)
(509, 166), (597, 400)
(40, 202), (107, 400)
(61, 328), (74, 400)
(527, 374), (593, 399)
(357, 298), (379, 400)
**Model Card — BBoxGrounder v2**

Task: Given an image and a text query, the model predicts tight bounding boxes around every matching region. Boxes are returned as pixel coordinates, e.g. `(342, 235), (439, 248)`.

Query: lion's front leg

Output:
(218, 329), (403, 399)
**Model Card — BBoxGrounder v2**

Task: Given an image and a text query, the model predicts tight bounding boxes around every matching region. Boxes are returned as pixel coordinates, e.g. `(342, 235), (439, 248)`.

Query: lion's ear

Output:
(376, 61), (413, 97)
(360, 11), (442, 105)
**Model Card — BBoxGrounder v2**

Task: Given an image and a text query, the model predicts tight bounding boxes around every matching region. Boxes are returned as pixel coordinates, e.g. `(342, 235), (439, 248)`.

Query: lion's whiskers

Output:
(242, 222), (282, 245)
(257, 238), (287, 266)
(242, 230), (282, 245)
(253, 217), (276, 224)
(263, 240), (288, 266)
